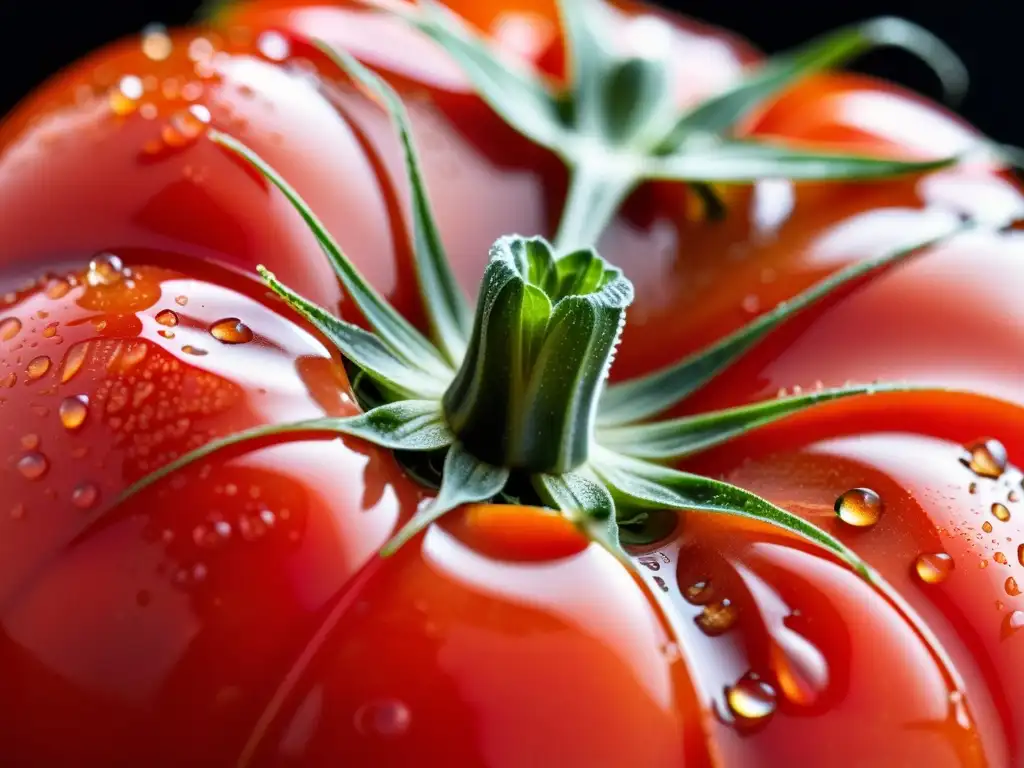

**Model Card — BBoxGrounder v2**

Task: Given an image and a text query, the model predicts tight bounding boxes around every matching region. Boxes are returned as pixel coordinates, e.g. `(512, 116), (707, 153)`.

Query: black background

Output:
(0, 1), (1019, 142)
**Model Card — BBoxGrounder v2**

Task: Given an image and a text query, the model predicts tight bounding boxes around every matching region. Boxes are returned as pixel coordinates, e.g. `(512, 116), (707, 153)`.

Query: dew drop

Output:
(42, 322), (58, 339)
(71, 482), (99, 510)
(182, 345), (208, 356)
(141, 24), (173, 61)
(1006, 577), (1021, 597)
(257, 30), (291, 61)
(0, 372), (15, 388)
(17, 452), (49, 480)
(961, 438), (1008, 479)
(45, 278), (71, 299)
(983, 521), (993, 533)
(914, 552), (953, 584)
(683, 580), (712, 605)
(155, 309), (179, 327)
(210, 317), (253, 344)
(695, 599), (738, 636)
(1003, 610), (1024, 637)
(771, 625), (829, 707)
(26, 355), (51, 380)
(175, 295), (188, 306)
(1017, 543), (1024, 567)
(726, 674), (776, 725)
(992, 503), (1011, 522)
(354, 700), (411, 738)
(86, 252), (125, 287)
(995, 551), (1009, 565)
(158, 330), (175, 339)
(59, 394), (89, 430)
(0, 317), (22, 341)
(834, 487), (883, 528)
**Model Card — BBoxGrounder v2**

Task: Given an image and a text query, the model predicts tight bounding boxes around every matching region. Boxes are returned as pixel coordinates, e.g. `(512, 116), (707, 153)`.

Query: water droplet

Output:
(1, 317), (22, 341)
(45, 278), (70, 299)
(0, 372), (16, 388)
(834, 487), (883, 528)
(59, 394), (89, 430)
(141, 24), (173, 61)
(1006, 577), (1021, 597)
(354, 700), (411, 737)
(1003, 610), (1024, 637)
(71, 482), (99, 510)
(969, 482), (978, 495)
(158, 329), (175, 339)
(175, 295), (188, 306)
(155, 309), (179, 327)
(995, 551), (1009, 565)
(683, 580), (712, 605)
(726, 673), (776, 725)
(1017, 543), (1024, 566)
(1010, 490), (1021, 503)
(695, 599), (738, 636)
(771, 625), (829, 707)
(210, 317), (253, 345)
(109, 75), (144, 115)
(914, 552), (954, 584)
(992, 503), (1011, 522)
(17, 452), (48, 480)
(949, 690), (972, 730)
(983, 521), (993, 533)
(182, 345), (208, 356)
(26, 356), (51, 380)
(42, 322), (58, 339)
(87, 253), (125, 287)
(257, 30), (291, 61)
(961, 438), (1008, 478)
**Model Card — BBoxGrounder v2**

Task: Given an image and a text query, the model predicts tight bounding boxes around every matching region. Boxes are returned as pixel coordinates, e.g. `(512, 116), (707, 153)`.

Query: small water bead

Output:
(915, 553), (954, 584)
(834, 487), (883, 528)
(695, 599), (738, 636)
(0, 317), (22, 341)
(353, 700), (411, 738)
(141, 24), (173, 61)
(182, 345), (208, 356)
(155, 309), (179, 327)
(17, 452), (49, 480)
(210, 317), (253, 344)
(726, 674), (777, 725)
(26, 356), (51, 380)
(983, 521), (994, 534)
(42, 323), (58, 339)
(992, 503), (1012, 523)
(158, 330), (175, 339)
(995, 551), (1009, 566)
(1007, 577), (1021, 597)
(961, 438), (1008, 479)
(87, 253), (125, 287)
(59, 395), (89, 430)
(969, 482), (978, 495)
(0, 373), (15, 388)
(683, 580), (713, 605)
(45, 278), (70, 299)
(71, 483), (99, 510)
(1003, 610), (1024, 637)
(175, 295), (188, 306)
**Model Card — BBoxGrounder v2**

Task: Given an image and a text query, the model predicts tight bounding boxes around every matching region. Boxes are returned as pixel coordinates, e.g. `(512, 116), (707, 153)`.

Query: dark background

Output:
(0, 0), (1019, 142)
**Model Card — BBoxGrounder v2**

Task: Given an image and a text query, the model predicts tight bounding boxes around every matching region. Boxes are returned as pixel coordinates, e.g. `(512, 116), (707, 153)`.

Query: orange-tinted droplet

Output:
(995, 551), (1009, 566)
(158, 330), (175, 339)
(61, 343), (88, 383)
(42, 322), (58, 339)
(1017, 543), (1024, 567)
(71, 483), (100, 510)
(182, 345), (208, 356)
(45, 279), (70, 299)
(914, 552), (954, 584)
(992, 503), (1011, 522)
(1007, 577), (1021, 597)
(60, 395), (89, 431)
(695, 600), (738, 636)
(26, 356), (51, 380)
(17, 452), (48, 480)
(961, 438), (1008, 479)
(86, 252), (125, 287)
(0, 372), (16, 388)
(155, 309), (179, 327)
(0, 317), (22, 341)
(109, 75), (144, 116)
(726, 674), (777, 725)
(834, 487), (883, 528)
(210, 317), (253, 344)
(683, 580), (713, 605)
(983, 521), (993, 533)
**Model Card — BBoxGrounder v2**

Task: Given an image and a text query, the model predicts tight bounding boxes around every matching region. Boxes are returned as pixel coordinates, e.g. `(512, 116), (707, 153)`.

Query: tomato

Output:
(1, 0), (1024, 765)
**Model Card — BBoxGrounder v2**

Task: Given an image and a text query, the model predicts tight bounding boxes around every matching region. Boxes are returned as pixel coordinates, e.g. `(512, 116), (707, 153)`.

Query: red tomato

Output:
(1, 0), (1023, 765)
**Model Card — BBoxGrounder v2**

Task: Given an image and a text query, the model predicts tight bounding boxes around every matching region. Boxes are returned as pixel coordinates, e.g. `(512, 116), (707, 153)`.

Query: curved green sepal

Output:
(382, 442), (510, 555)
(661, 16), (968, 148)
(598, 214), (966, 425)
(443, 236), (633, 472)
(119, 401), (455, 503)
(315, 39), (471, 365)
(259, 267), (449, 400)
(209, 129), (451, 377)
(598, 382), (932, 460)
(591, 447), (869, 579)
(534, 469), (627, 562)
(650, 138), (956, 183)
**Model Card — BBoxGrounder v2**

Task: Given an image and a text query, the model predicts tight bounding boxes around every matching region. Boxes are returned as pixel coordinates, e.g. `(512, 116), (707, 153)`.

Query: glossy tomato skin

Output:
(0, 253), (424, 764)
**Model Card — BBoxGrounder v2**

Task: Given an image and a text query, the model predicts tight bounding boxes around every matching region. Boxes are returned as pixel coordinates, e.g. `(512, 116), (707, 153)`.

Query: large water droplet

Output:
(771, 624), (829, 707)
(61, 343), (88, 383)
(87, 253), (125, 287)
(156, 309), (179, 327)
(1006, 577), (1020, 597)
(17, 452), (49, 480)
(45, 278), (70, 299)
(726, 674), (776, 725)
(992, 503), (1011, 523)
(210, 317), (253, 344)
(834, 487), (883, 528)
(26, 356), (51, 380)
(961, 438), (1008, 479)
(915, 552), (954, 584)
(695, 599), (738, 636)
(1002, 610), (1024, 637)
(354, 700), (411, 737)
(983, 521), (994, 533)
(0, 317), (22, 341)
(995, 551), (1008, 566)
(59, 394), (89, 430)
(71, 483), (99, 510)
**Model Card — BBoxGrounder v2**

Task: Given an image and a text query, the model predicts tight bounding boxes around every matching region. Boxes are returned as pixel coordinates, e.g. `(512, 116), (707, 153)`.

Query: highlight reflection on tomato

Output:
(0, 0), (1022, 766)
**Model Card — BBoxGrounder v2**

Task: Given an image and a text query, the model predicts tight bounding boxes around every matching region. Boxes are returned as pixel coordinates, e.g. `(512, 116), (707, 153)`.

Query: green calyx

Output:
(374, 0), (977, 250)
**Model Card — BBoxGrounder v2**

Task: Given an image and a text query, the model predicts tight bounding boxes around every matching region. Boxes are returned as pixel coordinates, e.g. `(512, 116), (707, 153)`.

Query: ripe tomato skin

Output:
(0, 252), (424, 765)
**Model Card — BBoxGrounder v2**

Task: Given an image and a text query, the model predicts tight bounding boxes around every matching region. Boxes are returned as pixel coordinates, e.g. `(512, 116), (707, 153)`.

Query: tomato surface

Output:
(1, 0), (1024, 765)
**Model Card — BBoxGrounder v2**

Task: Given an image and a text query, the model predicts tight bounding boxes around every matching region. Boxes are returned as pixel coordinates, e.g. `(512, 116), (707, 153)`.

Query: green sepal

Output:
(649, 138), (956, 183)
(443, 236), (633, 473)
(599, 382), (931, 461)
(382, 442), (510, 555)
(591, 447), (870, 579)
(209, 129), (452, 377)
(598, 214), (966, 425)
(260, 266), (450, 400)
(119, 400), (455, 502)
(660, 16), (968, 149)
(315, 39), (472, 366)
(534, 469), (627, 562)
